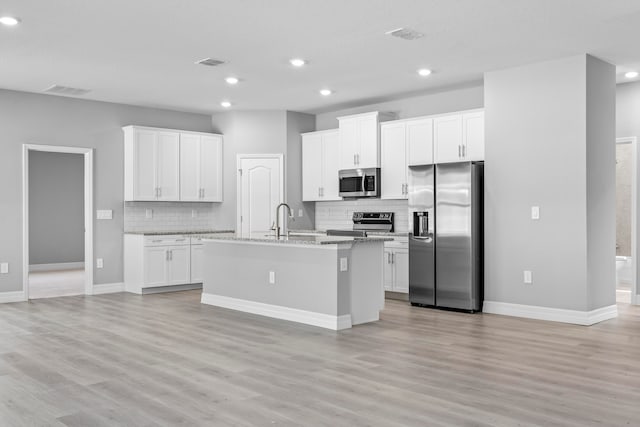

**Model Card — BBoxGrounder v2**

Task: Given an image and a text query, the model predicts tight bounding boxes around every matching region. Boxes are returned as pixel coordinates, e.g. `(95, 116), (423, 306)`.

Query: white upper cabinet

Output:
(124, 126), (179, 201)
(407, 118), (434, 166)
(302, 129), (340, 201)
(463, 111), (485, 161)
(381, 122), (408, 200)
(338, 111), (395, 170)
(180, 133), (223, 202)
(381, 117), (434, 199)
(434, 114), (464, 164)
(124, 126), (223, 202)
(434, 110), (484, 164)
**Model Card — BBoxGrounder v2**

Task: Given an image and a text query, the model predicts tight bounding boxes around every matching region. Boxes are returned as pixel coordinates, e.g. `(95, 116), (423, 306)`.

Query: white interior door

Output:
(238, 155), (283, 237)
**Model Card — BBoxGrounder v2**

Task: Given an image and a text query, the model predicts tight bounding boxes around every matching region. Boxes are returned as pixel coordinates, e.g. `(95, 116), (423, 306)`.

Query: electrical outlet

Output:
(298, 209), (303, 217)
(97, 258), (104, 269)
(531, 206), (540, 220)
(269, 271), (275, 284)
(340, 257), (348, 272)
(0, 263), (8, 274)
(524, 270), (532, 284)
(145, 209), (153, 219)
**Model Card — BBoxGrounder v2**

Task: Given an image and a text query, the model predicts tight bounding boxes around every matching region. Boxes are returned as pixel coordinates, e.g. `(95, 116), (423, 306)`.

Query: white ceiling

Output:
(2, 0), (640, 114)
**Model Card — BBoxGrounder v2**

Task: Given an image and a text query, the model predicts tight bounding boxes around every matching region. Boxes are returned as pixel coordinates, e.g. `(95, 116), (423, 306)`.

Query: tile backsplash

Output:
(124, 202), (217, 232)
(315, 199), (408, 232)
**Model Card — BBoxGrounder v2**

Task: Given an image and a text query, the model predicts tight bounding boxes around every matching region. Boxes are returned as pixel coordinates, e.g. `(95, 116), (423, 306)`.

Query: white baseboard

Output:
(483, 301), (618, 325)
(0, 291), (27, 303)
(201, 293), (352, 330)
(91, 282), (125, 295)
(29, 262), (85, 272)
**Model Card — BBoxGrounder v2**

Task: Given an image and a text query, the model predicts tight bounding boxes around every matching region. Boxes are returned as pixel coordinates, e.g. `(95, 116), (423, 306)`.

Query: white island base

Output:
(200, 236), (387, 330)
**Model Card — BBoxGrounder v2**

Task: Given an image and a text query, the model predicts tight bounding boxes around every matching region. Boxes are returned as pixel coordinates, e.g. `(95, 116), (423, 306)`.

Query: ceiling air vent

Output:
(195, 57), (226, 67)
(44, 85), (91, 96)
(385, 27), (424, 41)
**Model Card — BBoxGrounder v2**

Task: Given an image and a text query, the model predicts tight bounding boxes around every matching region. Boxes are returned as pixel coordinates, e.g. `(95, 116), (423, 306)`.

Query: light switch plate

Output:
(97, 210), (113, 220)
(0, 263), (8, 274)
(97, 258), (104, 269)
(145, 209), (153, 219)
(340, 257), (348, 272)
(531, 206), (540, 220)
(298, 209), (304, 217)
(269, 271), (275, 284)
(524, 270), (532, 284)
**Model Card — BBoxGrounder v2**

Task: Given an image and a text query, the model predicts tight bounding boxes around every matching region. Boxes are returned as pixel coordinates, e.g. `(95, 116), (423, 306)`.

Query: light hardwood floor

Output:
(1, 291), (639, 426)
(28, 269), (85, 299)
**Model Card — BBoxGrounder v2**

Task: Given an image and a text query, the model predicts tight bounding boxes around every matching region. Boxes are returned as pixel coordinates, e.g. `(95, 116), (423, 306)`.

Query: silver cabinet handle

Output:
(353, 154), (357, 165)
(392, 253), (395, 264)
(321, 187), (324, 197)
(458, 145), (461, 158)
(318, 187), (321, 197)
(166, 250), (169, 261)
(356, 154), (360, 165)
(462, 145), (466, 158)
(387, 253), (391, 263)
(158, 187), (162, 197)
(169, 250), (173, 261)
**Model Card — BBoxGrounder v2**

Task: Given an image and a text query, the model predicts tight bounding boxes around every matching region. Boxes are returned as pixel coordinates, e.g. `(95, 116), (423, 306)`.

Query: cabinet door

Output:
(133, 129), (158, 200)
(321, 131), (341, 201)
(200, 135), (223, 201)
(168, 246), (190, 285)
(383, 249), (394, 291)
(393, 248), (409, 293)
(156, 131), (180, 200)
(463, 112), (484, 161)
(434, 115), (463, 164)
(180, 133), (201, 201)
(302, 133), (323, 201)
(381, 122), (407, 200)
(191, 245), (204, 283)
(357, 114), (379, 168)
(338, 118), (358, 169)
(144, 247), (168, 287)
(407, 118), (433, 166)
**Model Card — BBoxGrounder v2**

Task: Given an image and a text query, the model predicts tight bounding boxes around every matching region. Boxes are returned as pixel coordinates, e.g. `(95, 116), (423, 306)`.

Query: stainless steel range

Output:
(326, 212), (394, 237)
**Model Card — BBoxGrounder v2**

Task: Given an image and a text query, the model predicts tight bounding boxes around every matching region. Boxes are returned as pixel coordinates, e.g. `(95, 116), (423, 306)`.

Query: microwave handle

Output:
(362, 174), (366, 193)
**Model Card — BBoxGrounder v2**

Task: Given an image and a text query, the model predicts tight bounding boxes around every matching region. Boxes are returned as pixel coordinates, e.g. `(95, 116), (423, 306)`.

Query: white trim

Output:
(201, 293), (352, 330)
(91, 282), (125, 295)
(0, 291), (27, 303)
(236, 153), (285, 237)
(29, 262), (85, 272)
(483, 301), (618, 325)
(23, 144), (94, 300)
(616, 137), (638, 305)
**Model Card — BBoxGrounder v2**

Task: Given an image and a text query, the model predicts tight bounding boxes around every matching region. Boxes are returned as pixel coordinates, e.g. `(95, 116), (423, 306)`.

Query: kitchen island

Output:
(200, 233), (391, 330)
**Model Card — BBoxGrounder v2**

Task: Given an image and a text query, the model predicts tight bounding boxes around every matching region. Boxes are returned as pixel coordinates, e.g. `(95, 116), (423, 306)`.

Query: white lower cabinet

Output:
(125, 234), (193, 294)
(383, 239), (409, 293)
(190, 243), (204, 283)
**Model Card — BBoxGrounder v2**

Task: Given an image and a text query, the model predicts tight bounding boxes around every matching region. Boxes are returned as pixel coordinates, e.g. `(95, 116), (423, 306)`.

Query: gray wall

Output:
(616, 81), (640, 300)
(315, 83), (484, 130)
(484, 54), (616, 311)
(29, 151), (85, 265)
(0, 89), (213, 292)
(585, 55), (616, 310)
(286, 111), (316, 230)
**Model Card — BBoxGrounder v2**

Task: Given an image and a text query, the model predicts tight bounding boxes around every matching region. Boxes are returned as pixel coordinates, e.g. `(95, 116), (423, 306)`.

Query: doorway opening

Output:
(236, 154), (284, 237)
(615, 137), (637, 304)
(22, 145), (94, 300)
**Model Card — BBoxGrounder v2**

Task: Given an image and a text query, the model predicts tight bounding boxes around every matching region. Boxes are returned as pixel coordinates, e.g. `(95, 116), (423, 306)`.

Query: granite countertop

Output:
(202, 233), (393, 246)
(124, 230), (235, 236)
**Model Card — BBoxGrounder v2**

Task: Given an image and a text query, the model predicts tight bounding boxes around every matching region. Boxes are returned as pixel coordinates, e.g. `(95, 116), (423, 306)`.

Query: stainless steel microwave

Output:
(338, 168), (380, 198)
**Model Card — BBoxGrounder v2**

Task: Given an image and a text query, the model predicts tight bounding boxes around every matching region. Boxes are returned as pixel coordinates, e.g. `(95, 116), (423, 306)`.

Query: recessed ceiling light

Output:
(0, 16), (20, 26)
(625, 71), (639, 79)
(225, 77), (239, 85)
(290, 58), (306, 67)
(220, 101), (232, 108)
(319, 89), (332, 96)
(417, 68), (432, 77)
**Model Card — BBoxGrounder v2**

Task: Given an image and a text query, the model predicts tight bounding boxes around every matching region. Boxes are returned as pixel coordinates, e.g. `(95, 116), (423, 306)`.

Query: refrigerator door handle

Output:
(410, 235), (433, 243)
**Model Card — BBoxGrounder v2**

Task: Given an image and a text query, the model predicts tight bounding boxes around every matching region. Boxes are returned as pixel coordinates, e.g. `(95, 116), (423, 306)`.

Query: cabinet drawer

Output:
(144, 236), (190, 246)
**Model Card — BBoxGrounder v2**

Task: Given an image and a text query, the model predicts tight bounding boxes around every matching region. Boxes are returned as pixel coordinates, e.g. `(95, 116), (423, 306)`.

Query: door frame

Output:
(616, 137), (637, 305)
(236, 154), (284, 237)
(22, 144), (94, 300)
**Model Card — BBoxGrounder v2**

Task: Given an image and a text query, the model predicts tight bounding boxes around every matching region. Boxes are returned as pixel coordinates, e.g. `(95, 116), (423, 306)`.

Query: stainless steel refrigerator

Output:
(408, 162), (483, 312)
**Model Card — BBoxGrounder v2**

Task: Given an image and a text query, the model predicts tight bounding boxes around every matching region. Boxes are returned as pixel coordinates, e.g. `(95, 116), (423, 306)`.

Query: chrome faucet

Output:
(273, 203), (294, 239)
